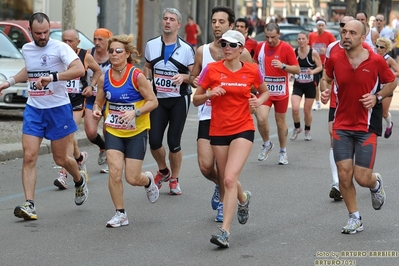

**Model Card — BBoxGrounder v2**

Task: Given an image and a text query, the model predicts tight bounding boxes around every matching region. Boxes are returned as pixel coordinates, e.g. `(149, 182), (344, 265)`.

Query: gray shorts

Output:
(333, 130), (377, 169)
(105, 130), (148, 160)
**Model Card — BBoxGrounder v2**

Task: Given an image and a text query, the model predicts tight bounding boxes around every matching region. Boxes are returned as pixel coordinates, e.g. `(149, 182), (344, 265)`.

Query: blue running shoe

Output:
(211, 185), (220, 210)
(210, 228), (230, 248)
(214, 202), (223, 223)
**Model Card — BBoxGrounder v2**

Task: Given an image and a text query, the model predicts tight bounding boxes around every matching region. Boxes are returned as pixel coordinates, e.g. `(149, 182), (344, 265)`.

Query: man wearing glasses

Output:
(373, 14), (395, 57)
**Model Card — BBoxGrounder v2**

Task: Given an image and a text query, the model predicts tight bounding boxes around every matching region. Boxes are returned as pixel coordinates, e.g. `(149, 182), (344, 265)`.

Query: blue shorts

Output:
(22, 104), (78, 140)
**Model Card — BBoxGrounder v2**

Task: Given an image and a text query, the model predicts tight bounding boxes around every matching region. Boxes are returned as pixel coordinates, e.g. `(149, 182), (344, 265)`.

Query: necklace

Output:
(112, 64), (127, 74)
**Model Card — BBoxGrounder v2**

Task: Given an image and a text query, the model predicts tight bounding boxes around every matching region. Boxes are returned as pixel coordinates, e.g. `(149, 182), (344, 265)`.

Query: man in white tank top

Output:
(356, 11), (379, 51)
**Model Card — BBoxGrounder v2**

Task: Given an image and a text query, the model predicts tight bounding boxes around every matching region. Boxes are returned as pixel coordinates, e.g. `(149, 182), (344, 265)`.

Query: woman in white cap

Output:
(193, 30), (269, 248)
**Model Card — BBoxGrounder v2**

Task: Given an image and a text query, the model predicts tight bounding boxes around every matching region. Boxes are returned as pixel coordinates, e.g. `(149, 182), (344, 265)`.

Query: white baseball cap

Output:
(218, 30), (245, 46)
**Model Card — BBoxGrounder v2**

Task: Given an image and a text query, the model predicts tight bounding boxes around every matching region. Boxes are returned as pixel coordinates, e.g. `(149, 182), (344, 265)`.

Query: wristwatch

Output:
(135, 109), (141, 117)
(281, 63), (287, 70)
(376, 94), (383, 104)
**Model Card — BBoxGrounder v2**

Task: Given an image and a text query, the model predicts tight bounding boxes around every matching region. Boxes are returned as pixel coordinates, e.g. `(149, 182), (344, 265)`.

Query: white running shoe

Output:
(54, 171), (68, 189)
(98, 150), (106, 165)
(278, 151), (288, 165)
(258, 142), (274, 161)
(341, 214), (363, 234)
(371, 173), (386, 210)
(106, 211), (129, 228)
(74, 171), (88, 206)
(304, 130), (312, 141)
(144, 171), (159, 203)
(312, 101), (321, 111)
(290, 128), (302, 140)
(77, 151), (89, 172)
(100, 164), (109, 174)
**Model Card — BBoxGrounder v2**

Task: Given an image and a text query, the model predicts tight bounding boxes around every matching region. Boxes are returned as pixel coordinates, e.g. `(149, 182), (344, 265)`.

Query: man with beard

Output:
(0, 12), (88, 220)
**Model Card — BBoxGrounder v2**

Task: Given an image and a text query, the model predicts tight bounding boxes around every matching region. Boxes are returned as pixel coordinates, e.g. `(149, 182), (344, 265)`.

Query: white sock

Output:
(264, 140), (270, 147)
(384, 112), (392, 127)
(330, 149), (339, 185)
(351, 211), (360, 219)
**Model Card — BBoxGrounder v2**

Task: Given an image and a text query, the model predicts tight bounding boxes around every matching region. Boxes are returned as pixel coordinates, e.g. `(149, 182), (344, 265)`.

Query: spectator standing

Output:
(184, 16), (202, 51)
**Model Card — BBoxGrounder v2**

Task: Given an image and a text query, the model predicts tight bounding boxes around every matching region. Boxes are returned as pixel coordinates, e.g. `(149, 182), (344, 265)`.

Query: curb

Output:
(0, 130), (93, 162)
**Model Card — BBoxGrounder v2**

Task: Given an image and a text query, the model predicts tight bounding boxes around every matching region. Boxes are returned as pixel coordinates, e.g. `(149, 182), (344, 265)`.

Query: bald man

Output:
(321, 20), (397, 234)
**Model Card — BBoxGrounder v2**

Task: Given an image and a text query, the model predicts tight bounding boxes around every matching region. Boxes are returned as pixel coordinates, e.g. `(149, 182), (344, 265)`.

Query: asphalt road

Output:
(1, 97), (399, 265)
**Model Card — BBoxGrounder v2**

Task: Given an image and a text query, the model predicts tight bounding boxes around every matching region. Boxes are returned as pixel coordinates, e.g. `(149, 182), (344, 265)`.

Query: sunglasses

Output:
(375, 44), (386, 49)
(376, 18), (383, 22)
(108, 48), (125, 54)
(339, 22), (345, 28)
(220, 42), (240, 48)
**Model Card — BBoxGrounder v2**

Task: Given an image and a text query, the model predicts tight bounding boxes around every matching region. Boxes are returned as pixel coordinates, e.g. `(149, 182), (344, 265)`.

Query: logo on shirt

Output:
(220, 73), (227, 80)
(363, 69), (370, 72)
(40, 54), (49, 67)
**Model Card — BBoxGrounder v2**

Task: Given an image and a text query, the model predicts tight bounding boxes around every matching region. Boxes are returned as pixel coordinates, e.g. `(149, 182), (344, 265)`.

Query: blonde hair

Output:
(376, 37), (392, 51)
(108, 34), (141, 64)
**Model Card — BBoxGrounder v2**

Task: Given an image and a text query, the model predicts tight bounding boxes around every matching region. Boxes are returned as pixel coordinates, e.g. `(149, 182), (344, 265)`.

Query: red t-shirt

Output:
(198, 60), (263, 136)
(185, 24), (198, 45)
(325, 49), (395, 135)
(245, 37), (258, 57)
(309, 31), (336, 64)
(253, 41), (298, 100)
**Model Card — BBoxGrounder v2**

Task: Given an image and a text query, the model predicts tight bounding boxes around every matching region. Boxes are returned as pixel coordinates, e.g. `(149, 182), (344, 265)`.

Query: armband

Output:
(50, 72), (59, 82)
(6, 77), (16, 86)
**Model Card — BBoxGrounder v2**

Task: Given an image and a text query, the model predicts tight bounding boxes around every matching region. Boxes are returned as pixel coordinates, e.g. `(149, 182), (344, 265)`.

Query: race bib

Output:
(264, 76), (286, 96)
(295, 67), (313, 83)
(312, 43), (326, 55)
(153, 68), (179, 96)
(104, 102), (137, 130)
(27, 71), (54, 97)
(66, 78), (81, 94)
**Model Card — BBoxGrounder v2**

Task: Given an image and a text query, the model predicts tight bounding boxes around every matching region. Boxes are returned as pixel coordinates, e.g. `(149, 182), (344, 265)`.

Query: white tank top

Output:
(365, 28), (376, 51)
(197, 44), (215, 121)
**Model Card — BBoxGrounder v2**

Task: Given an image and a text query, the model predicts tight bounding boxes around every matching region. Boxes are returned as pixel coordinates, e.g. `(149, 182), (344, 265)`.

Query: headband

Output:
(316, 20), (326, 26)
(94, 28), (113, 38)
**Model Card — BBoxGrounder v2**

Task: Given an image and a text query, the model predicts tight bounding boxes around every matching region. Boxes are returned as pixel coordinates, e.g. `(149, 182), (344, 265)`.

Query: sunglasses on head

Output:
(376, 18), (383, 22)
(220, 42), (240, 48)
(375, 44), (386, 49)
(339, 22), (345, 28)
(108, 48), (124, 54)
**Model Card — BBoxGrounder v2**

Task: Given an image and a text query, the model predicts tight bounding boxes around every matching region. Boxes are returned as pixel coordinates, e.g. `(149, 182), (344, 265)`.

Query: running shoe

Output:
(98, 150), (106, 165)
(144, 171), (159, 203)
(341, 214), (363, 234)
(384, 122), (393, 138)
(169, 178), (182, 195)
(290, 128), (302, 140)
(258, 142), (274, 161)
(278, 151), (288, 165)
(237, 191), (251, 225)
(304, 130), (312, 141)
(77, 151), (89, 172)
(215, 202), (223, 223)
(312, 101), (321, 111)
(371, 173), (386, 210)
(14, 202), (37, 220)
(106, 211), (129, 228)
(75, 171), (89, 206)
(210, 227), (230, 248)
(154, 169), (171, 189)
(54, 171), (68, 189)
(100, 164), (109, 174)
(211, 185), (220, 210)
(329, 184), (343, 201)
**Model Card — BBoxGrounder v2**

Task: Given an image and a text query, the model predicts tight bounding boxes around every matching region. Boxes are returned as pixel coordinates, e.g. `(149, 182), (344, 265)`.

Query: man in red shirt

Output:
(253, 22), (300, 165)
(321, 20), (397, 235)
(309, 18), (336, 111)
(235, 17), (258, 57)
(184, 16), (202, 51)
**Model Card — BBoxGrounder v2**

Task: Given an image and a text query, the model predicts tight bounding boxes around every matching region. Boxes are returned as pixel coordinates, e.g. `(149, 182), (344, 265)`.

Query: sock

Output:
(279, 147), (286, 153)
(145, 176), (151, 188)
(159, 168), (169, 176)
(74, 177), (84, 187)
(89, 134), (105, 150)
(263, 140), (270, 147)
(75, 154), (83, 163)
(351, 211), (360, 219)
(330, 149), (339, 185)
(294, 122), (300, 129)
(384, 112), (392, 127)
(305, 125), (310, 131)
(27, 200), (34, 207)
(371, 177), (380, 192)
(117, 209), (125, 214)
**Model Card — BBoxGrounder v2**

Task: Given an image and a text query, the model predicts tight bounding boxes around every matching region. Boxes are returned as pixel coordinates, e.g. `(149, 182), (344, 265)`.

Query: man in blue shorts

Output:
(0, 12), (89, 220)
